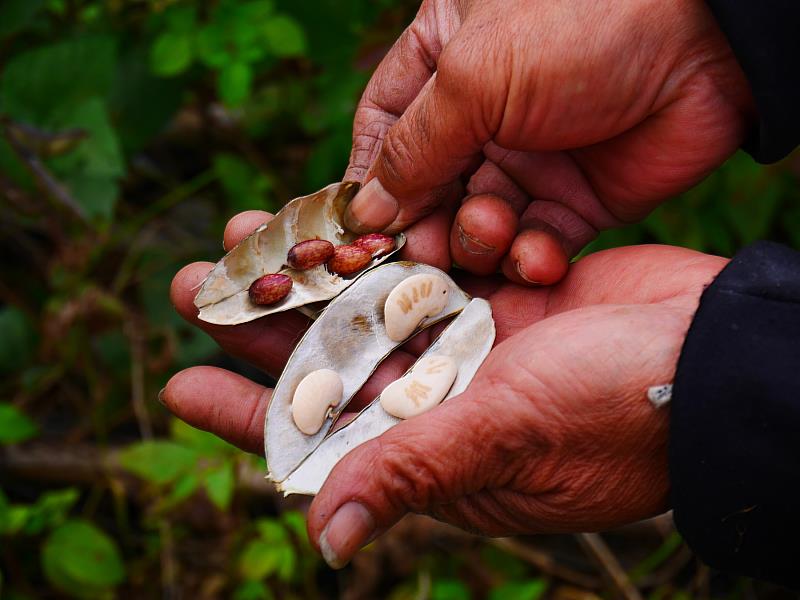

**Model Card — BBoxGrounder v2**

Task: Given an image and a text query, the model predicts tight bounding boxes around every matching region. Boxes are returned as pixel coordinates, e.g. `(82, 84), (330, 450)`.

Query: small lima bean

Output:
(380, 355), (458, 419)
(291, 369), (343, 435)
(383, 274), (450, 341)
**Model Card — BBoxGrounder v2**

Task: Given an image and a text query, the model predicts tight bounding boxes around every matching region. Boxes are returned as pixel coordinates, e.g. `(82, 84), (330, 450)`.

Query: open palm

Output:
(164, 209), (725, 566)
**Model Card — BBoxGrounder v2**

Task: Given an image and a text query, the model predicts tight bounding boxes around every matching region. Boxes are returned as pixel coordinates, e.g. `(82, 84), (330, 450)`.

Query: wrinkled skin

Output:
(163, 210), (727, 567)
(343, 0), (753, 283)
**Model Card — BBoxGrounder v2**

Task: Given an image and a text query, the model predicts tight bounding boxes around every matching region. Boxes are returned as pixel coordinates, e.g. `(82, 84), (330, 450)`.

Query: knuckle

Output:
(350, 106), (396, 173)
(378, 127), (419, 185)
(374, 436), (446, 512)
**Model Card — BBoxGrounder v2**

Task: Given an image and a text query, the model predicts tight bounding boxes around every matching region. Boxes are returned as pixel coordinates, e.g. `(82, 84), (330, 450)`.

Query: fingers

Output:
(161, 366), (268, 454)
(479, 144), (620, 284)
(345, 16), (443, 184)
(501, 229), (569, 286)
(398, 203), (455, 272)
(344, 40), (491, 234)
(223, 210), (274, 251)
(170, 262), (311, 378)
(307, 393), (494, 568)
(466, 159), (529, 215)
(450, 194), (518, 275)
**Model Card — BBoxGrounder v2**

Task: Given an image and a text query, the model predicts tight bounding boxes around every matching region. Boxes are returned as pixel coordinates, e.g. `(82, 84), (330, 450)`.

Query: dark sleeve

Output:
(670, 241), (800, 589)
(704, 1), (800, 162)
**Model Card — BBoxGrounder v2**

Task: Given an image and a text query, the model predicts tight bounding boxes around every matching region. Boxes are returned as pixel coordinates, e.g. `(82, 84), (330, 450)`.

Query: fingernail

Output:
(157, 388), (167, 406)
(457, 225), (495, 256)
(318, 502), (375, 569)
(515, 261), (542, 285)
(344, 179), (398, 233)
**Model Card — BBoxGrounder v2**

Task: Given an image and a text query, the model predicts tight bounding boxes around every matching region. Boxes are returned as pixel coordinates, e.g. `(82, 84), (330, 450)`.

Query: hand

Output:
(343, 0), (753, 283)
(162, 210), (726, 567)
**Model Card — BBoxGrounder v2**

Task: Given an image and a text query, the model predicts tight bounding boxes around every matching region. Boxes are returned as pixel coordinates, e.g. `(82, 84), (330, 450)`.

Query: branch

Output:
(578, 533), (643, 600)
(0, 442), (275, 497)
(1, 117), (89, 223)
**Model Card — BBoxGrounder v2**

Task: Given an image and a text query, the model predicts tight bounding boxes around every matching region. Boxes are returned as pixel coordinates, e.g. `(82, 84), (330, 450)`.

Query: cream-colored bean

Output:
(291, 369), (343, 435)
(380, 355), (457, 419)
(383, 274), (449, 341)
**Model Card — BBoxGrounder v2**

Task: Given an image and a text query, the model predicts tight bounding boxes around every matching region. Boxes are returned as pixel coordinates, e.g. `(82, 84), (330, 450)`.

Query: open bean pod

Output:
(278, 298), (495, 496)
(194, 182), (405, 325)
(265, 262), (476, 484)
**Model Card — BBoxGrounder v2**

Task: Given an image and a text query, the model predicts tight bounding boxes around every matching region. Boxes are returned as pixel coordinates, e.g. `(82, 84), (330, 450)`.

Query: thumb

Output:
(344, 47), (491, 234)
(307, 392), (492, 568)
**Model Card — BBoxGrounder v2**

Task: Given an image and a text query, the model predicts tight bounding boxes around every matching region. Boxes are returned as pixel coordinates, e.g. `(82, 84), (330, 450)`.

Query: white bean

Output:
(383, 274), (449, 341)
(291, 369), (343, 435)
(380, 355), (457, 419)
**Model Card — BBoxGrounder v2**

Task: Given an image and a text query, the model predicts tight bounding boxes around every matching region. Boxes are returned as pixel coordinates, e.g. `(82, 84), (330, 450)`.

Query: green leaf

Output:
(218, 62), (253, 106)
(256, 519), (289, 544)
(234, 580), (274, 600)
(21, 488), (79, 535)
(63, 173), (119, 222)
(163, 6), (197, 34)
(213, 153), (274, 212)
(165, 472), (200, 507)
(0, 489), (10, 534)
(0, 35), (117, 122)
(45, 97), (125, 222)
(110, 44), (184, 154)
(0, 403), (37, 445)
(239, 540), (292, 581)
(431, 579), (471, 600)
(170, 419), (236, 454)
(0, 137), (31, 188)
(488, 580), (547, 600)
(42, 520), (125, 598)
(262, 15), (306, 57)
(281, 511), (309, 546)
(236, 0), (275, 23)
(150, 32), (194, 77)
(118, 441), (199, 485)
(5, 506), (31, 536)
(0, 307), (36, 374)
(0, 0), (46, 37)
(204, 462), (235, 510)
(51, 97), (125, 178)
(196, 24), (230, 69)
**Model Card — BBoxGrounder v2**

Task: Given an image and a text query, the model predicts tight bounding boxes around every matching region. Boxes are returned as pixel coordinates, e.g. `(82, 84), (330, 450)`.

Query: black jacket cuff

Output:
(670, 241), (800, 589)
(705, 1), (800, 162)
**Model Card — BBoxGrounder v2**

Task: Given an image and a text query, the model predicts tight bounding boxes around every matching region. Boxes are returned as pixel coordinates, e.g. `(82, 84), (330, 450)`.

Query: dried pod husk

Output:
(193, 182), (405, 325)
(278, 298), (495, 496)
(265, 262), (473, 484)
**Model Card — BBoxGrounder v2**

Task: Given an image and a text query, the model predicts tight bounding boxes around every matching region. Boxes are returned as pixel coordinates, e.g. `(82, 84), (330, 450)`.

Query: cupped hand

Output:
(344, 0), (753, 282)
(162, 211), (726, 567)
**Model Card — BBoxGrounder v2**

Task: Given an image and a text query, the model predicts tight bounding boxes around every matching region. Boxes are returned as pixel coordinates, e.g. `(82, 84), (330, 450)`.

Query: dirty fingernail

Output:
(157, 388), (167, 406)
(318, 502), (375, 569)
(344, 179), (398, 233)
(457, 224), (495, 256)
(515, 261), (542, 285)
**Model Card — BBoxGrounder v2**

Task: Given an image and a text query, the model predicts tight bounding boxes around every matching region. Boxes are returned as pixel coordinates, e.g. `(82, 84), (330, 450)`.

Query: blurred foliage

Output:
(0, 0), (797, 598)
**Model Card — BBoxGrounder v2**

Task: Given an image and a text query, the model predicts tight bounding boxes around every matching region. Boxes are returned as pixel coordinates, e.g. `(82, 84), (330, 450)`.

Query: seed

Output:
(327, 245), (372, 276)
(292, 369), (343, 435)
(380, 355), (457, 419)
(352, 233), (395, 258)
(249, 274), (292, 305)
(383, 274), (450, 341)
(287, 239), (335, 270)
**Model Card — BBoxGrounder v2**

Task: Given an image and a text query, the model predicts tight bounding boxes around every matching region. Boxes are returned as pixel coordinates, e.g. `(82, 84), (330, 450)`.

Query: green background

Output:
(0, 0), (797, 598)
